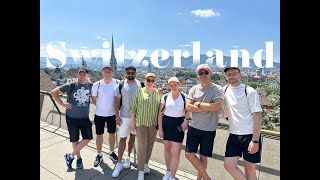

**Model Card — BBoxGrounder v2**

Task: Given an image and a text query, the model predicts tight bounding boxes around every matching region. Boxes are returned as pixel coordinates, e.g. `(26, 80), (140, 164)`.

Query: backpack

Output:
(118, 80), (145, 109)
(160, 92), (186, 112)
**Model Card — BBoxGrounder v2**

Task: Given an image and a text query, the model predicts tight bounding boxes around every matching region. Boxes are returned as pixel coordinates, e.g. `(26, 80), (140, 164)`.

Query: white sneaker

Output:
(162, 171), (171, 180)
(144, 164), (150, 174)
(123, 156), (131, 169)
(138, 171), (144, 180)
(112, 163), (124, 178)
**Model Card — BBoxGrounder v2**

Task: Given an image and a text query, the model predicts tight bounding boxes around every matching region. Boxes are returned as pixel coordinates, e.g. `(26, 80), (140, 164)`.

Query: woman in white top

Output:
(158, 77), (191, 180)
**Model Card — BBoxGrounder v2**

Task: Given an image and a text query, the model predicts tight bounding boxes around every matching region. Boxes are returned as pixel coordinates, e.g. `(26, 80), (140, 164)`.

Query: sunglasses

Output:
(146, 79), (155, 83)
(126, 72), (136, 75)
(198, 71), (209, 76)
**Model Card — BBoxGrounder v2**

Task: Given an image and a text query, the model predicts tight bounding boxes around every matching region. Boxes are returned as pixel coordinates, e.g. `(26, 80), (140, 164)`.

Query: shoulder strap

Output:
(180, 92), (186, 109)
(224, 85), (229, 94)
(119, 80), (124, 95)
(245, 85), (247, 97)
(140, 81), (145, 87)
(96, 81), (101, 98)
(161, 93), (169, 112)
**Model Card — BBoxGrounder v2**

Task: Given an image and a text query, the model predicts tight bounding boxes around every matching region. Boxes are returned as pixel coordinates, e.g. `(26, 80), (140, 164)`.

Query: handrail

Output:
(218, 122), (280, 137)
(40, 90), (61, 115)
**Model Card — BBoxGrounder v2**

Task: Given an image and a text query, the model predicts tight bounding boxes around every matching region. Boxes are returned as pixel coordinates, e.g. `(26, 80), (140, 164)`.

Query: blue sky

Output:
(40, 0), (280, 62)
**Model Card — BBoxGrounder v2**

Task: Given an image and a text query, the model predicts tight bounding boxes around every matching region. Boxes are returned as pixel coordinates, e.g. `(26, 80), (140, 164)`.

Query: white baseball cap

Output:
(168, 77), (180, 83)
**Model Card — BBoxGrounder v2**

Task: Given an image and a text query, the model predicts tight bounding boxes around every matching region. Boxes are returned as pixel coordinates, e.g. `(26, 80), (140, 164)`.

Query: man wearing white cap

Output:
(185, 64), (223, 180)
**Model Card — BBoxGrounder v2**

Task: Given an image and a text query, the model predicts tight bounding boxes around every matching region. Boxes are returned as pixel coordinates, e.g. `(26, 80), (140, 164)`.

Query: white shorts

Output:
(118, 117), (136, 138)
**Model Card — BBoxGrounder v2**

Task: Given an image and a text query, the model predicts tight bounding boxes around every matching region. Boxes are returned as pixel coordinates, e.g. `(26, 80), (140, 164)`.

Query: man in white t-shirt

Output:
(223, 66), (262, 180)
(111, 65), (144, 178)
(91, 65), (119, 167)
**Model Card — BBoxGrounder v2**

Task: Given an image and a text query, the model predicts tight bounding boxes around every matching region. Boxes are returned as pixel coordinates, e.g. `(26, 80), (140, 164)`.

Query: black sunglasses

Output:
(126, 72), (136, 75)
(146, 79), (155, 83)
(198, 71), (209, 76)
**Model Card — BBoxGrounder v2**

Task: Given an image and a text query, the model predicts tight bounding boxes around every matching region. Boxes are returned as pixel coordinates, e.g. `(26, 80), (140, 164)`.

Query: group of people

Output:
(50, 63), (263, 180)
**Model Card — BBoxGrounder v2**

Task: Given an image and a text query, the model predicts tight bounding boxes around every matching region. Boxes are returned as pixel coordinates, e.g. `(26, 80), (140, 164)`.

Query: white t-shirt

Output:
(161, 93), (186, 117)
(92, 78), (118, 116)
(223, 83), (262, 135)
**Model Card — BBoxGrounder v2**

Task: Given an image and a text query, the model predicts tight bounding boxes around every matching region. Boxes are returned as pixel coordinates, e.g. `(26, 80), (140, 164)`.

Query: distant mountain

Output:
(40, 55), (280, 70)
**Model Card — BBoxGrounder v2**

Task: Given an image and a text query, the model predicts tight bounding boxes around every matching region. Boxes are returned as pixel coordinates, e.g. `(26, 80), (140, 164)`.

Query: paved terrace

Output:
(40, 92), (280, 180)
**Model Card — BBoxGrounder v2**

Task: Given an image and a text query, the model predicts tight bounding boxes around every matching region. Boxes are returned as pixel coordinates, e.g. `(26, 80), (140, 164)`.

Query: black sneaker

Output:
(76, 158), (83, 169)
(93, 155), (103, 167)
(108, 152), (118, 161)
(64, 153), (74, 169)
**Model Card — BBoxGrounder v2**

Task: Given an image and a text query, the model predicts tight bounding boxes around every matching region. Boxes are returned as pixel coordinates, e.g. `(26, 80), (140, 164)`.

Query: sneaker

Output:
(76, 158), (83, 169)
(64, 153), (74, 169)
(162, 171), (171, 180)
(94, 154), (103, 167)
(144, 164), (150, 174)
(109, 152), (118, 161)
(138, 171), (144, 180)
(112, 163), (124, 178)
(123, 156), (131, 169)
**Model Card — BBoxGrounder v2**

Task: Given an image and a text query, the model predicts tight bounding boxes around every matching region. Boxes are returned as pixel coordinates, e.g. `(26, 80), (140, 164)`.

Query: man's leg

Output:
(93, 115), (105, 166)
(127, 133), (135, 157)
(243, 160), (257, 180)
(224, 157), (246, 180)
(185, 152), (210, 180)
(106, 115), (118, 161)
(71, 139), (91, 157)
(109, 133), (116, 152)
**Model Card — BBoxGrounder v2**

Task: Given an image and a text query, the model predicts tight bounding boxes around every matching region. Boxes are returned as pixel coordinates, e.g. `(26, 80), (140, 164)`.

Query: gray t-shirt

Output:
(187, 83), (223, 131)
(59, 82), (93, 118)
(114, 79), (142, 118)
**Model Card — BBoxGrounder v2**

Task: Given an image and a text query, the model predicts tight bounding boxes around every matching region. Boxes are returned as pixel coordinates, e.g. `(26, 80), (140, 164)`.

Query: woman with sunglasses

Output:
(158, 77), (190, 180)
(130, 73), (162, 180)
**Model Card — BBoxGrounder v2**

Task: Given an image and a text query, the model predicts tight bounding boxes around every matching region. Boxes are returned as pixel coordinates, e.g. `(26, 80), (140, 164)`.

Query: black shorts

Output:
(225, 134), (262, 163)
(94, 115), (116, 135)
(66, 115), (93, 142)
(185, 126), (216, 157)
(162, 115), (185, 143)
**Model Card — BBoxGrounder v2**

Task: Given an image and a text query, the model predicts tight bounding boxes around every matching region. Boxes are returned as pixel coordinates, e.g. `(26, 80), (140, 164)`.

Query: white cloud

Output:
(232, 45), (239, 48)
(101, 37), (107, 41)
(96, 35), (101, 39)
(179, 44), (192, 47)
(191, 9), (220, 18)
(80, 46), (88, 49)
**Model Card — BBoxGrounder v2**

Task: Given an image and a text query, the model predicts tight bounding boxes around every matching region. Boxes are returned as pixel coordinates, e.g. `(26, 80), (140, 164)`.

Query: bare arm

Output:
(114, 96), (121, 125)
(185, 99), (212, 112)
(193, 98), (223, 112)
(158, 103), (164, 138)
(50, 87), (71, 109)
(252, 112), (262, 141)
(92, 96), (97, 105)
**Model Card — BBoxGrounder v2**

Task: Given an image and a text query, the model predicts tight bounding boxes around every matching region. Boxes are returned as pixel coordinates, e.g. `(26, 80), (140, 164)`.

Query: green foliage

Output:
(244, 82), (259, 89)
(176, 71), (197, 78)
(264, 86), (280, 95)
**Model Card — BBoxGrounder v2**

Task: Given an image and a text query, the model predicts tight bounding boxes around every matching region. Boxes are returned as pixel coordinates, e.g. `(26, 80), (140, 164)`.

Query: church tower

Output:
(110, 34), (118, 78)
(148, 61), (152, 72)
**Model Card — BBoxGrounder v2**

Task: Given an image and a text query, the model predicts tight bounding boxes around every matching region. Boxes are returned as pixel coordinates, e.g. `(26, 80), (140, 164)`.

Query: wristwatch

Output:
(251, 140), (259, 144)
